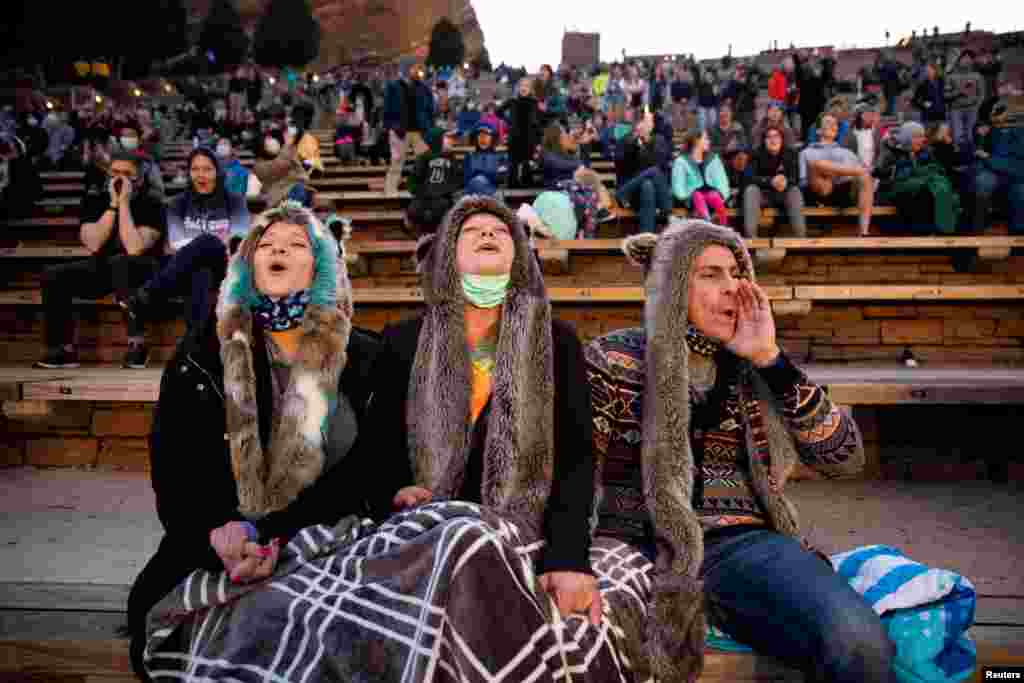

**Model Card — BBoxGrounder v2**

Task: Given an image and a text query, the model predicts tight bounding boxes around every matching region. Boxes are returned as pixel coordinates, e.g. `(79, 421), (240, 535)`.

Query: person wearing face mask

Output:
(117, 123), (165, 202)
(216, 137), (261, 197)
(252, 128), (311, 207)
(127, 204), (380, 682)
(35, 151), (167, 369)
(143, 193), (614, 682)
(118, 147), (251, 366)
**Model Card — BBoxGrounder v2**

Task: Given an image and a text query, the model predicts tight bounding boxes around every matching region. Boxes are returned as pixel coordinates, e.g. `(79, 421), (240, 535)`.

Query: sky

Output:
(472, 2), (1020, 71)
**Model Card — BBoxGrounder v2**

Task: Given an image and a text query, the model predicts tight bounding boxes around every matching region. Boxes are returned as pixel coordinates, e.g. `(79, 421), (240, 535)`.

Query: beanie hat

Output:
(892, 121), (926, 150)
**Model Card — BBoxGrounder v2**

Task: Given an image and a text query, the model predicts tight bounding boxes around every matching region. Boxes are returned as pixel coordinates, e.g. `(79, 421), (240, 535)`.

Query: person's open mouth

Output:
(476, 243), (500, 254)
(268, 261), (288, 275)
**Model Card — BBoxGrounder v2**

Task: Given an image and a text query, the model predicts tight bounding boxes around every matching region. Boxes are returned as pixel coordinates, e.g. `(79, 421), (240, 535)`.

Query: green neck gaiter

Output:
(461, 273), (510, 309)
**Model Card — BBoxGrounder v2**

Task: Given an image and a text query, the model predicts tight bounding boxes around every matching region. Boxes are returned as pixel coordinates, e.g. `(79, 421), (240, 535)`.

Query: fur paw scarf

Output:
(409, 194), (555, 529)
(623, 219), (803, 681)
(216, 202), (353, 520)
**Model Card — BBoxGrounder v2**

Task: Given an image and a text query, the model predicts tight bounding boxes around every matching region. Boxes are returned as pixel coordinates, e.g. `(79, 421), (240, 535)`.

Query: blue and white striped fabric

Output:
(830, 545), (976, 683)
(706, 545), (977, 682)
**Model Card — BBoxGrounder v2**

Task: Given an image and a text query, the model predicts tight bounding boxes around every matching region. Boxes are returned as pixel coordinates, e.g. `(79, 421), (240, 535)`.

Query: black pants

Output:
(143, 233), (227, 338)
(127, 536), (196, 682)
(41, 254), (158, 348)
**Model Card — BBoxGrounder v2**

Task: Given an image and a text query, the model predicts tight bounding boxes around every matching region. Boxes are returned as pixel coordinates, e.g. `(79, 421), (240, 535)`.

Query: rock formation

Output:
(185, 0), (486, 67)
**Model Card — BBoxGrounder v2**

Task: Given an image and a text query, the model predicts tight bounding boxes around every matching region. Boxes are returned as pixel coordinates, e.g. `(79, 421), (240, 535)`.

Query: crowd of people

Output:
(1, 26), (1013, 683)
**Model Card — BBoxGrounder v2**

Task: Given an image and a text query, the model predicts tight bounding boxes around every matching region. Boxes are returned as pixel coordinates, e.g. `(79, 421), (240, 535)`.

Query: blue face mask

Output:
(461, 273), (510, 309)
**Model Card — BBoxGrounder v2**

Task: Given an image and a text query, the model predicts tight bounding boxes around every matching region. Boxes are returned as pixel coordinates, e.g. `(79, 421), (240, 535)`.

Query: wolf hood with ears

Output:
(216, 202), (353, 520)
(621, 218), (864, 681)
(409, 193), (557, 529)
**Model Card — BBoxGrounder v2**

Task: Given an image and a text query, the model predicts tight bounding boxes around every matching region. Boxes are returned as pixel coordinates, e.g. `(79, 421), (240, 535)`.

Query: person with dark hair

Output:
(793, 51), (833, 142)
(972, 101), (1024, 234)
(912, 62), (946, 124)
(743, 125), (805, 237)
(540, 121), (613, 237)
(672, 128), (731, 225)
(708, 105), (748, 156)
(616, 112), (673, 234)
(35, 151), (167, 369)
(463, 122), (508, 196)
(497, 77), (542, 188)
(844, 96), (884, 173)
(119, 147), (250, 366)
(406, 128), (462, 236)
(799, 112), (875, 235)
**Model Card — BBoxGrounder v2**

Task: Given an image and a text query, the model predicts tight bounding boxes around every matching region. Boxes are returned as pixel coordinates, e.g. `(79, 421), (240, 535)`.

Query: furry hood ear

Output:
(642, 218), (754, 336)
(217, 200), (353, 335)
(419, 194), (545, 303)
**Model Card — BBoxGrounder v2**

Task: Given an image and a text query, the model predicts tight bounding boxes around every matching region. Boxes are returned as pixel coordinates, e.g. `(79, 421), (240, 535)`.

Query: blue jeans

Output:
(144, 232), (228, 335)
(975, 168), (1024, 234)
(617, 168), (672, 234)
(698, 106), (717, 132)
(702, 527), (895, 682)
(466, 175), (498, 196)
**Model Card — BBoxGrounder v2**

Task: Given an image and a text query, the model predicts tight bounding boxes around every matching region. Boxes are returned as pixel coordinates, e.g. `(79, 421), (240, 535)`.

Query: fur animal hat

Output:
(217, 201), (353, 519)
(409, 194), (556, 528)
(623, 219), (804, 682)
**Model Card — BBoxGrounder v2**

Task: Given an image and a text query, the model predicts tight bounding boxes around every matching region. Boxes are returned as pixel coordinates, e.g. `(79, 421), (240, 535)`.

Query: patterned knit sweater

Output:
(585, 327), (861, 545)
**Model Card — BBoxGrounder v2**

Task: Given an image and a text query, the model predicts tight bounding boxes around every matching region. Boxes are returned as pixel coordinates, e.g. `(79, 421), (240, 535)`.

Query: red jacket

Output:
(768, 70), (787, 102)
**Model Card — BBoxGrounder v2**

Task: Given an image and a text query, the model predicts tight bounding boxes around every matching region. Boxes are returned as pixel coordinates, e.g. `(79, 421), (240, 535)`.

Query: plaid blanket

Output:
(144, 501), (654, 682)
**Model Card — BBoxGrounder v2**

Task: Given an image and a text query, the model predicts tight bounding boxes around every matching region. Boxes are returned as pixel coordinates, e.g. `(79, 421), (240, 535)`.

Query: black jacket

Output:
(363, 314), (596, 574)
(752, 147), (800, 191)
(148, 319), (381, 570)
(617, 132), (672, 184)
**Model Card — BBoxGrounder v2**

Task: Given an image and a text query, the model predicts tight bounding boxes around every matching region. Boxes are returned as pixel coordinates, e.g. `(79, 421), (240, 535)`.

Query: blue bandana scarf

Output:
(252, 290), (311, 331)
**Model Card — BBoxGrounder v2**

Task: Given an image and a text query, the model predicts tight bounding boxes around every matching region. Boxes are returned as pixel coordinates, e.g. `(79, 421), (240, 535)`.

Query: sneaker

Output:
(118, 289), (148, 325)
(900, 348), (919, 368)
(34, 347), (80, 369)
(655, 209), (670, 227)
(595, 207), (615, 224)
(123, 344), (150, 370)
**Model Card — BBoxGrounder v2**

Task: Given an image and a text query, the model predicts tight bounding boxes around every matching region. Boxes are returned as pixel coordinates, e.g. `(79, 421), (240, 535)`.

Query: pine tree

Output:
(199, 0), (250, 71)
(427, 18), (465, 70)
(253, 0), (321, 68)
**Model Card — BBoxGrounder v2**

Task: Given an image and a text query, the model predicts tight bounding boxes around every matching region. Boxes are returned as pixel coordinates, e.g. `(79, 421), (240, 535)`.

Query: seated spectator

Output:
(535, 63), (568, 122)
(456, 100), (482, 140)
(744, 125), (806, 237)
(751, 102), (797, 150)
(622, 64), (648, 120)
(912, 62), (946, 124)
(117, 122), (165, 202)
(875, 121), (960, 235)
(604, 64), (627, 121)
(290, 103), (323, 176)
(35, 151), (167, 369)
(928, 122), (960, 181)
(42, 110), (76, 170)
(216, 137), (261, 198)
(615, 112), (673, 234)
(540, 122), (613, 237)
(709, 105), (748, 156)
(253, 129), (313, 208)
(479, 102), (508, 144)
(799, 113), (875, 236)
(732, 63), (760, 137)
(724, 145), (753, 207)
(333, 98), (364, 166)
(119, 147), (250, 366)
(672, 129), (731, 225)
(406, 128), (462, 236)
(126, 204), (379, 682)
(806, 95), (851, 145)
(448, 65), (468, 112)
(973, 101), (1024, 234)
(844, 96), (883, 173)
(670, 66), (695, 131)
(463, 122), (508, 196)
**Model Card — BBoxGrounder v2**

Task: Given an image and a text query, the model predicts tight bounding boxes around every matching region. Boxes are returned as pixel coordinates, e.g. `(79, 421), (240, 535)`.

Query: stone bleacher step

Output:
(1, 470), (1021, 680)
(5, 364), (1024, 405)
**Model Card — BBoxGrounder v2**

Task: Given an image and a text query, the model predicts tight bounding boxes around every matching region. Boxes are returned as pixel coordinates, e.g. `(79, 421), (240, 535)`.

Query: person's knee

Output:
(639, 179), (656, 204)
(818, 598), (895, 681)
(974, 171), (998, 197)
(743, 185), (761, 204)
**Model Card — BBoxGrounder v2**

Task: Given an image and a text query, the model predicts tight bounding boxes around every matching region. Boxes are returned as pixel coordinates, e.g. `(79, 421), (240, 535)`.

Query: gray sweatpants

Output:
(743, 185), (807, 238)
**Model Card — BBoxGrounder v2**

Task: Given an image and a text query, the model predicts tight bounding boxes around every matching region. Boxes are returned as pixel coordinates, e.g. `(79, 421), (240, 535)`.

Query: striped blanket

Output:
(143, 502), (654, 682)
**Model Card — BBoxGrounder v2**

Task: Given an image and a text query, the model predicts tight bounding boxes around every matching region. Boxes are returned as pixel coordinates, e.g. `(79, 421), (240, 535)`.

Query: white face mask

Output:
(216, 143), (232, 158)
(265, 138), (281, 156)
(287, 125), (298, 138)
(120, 137), (139, 151)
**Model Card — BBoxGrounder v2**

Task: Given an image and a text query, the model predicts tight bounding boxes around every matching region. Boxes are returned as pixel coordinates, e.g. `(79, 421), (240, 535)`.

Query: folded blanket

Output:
(706, 545), (977, 683)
